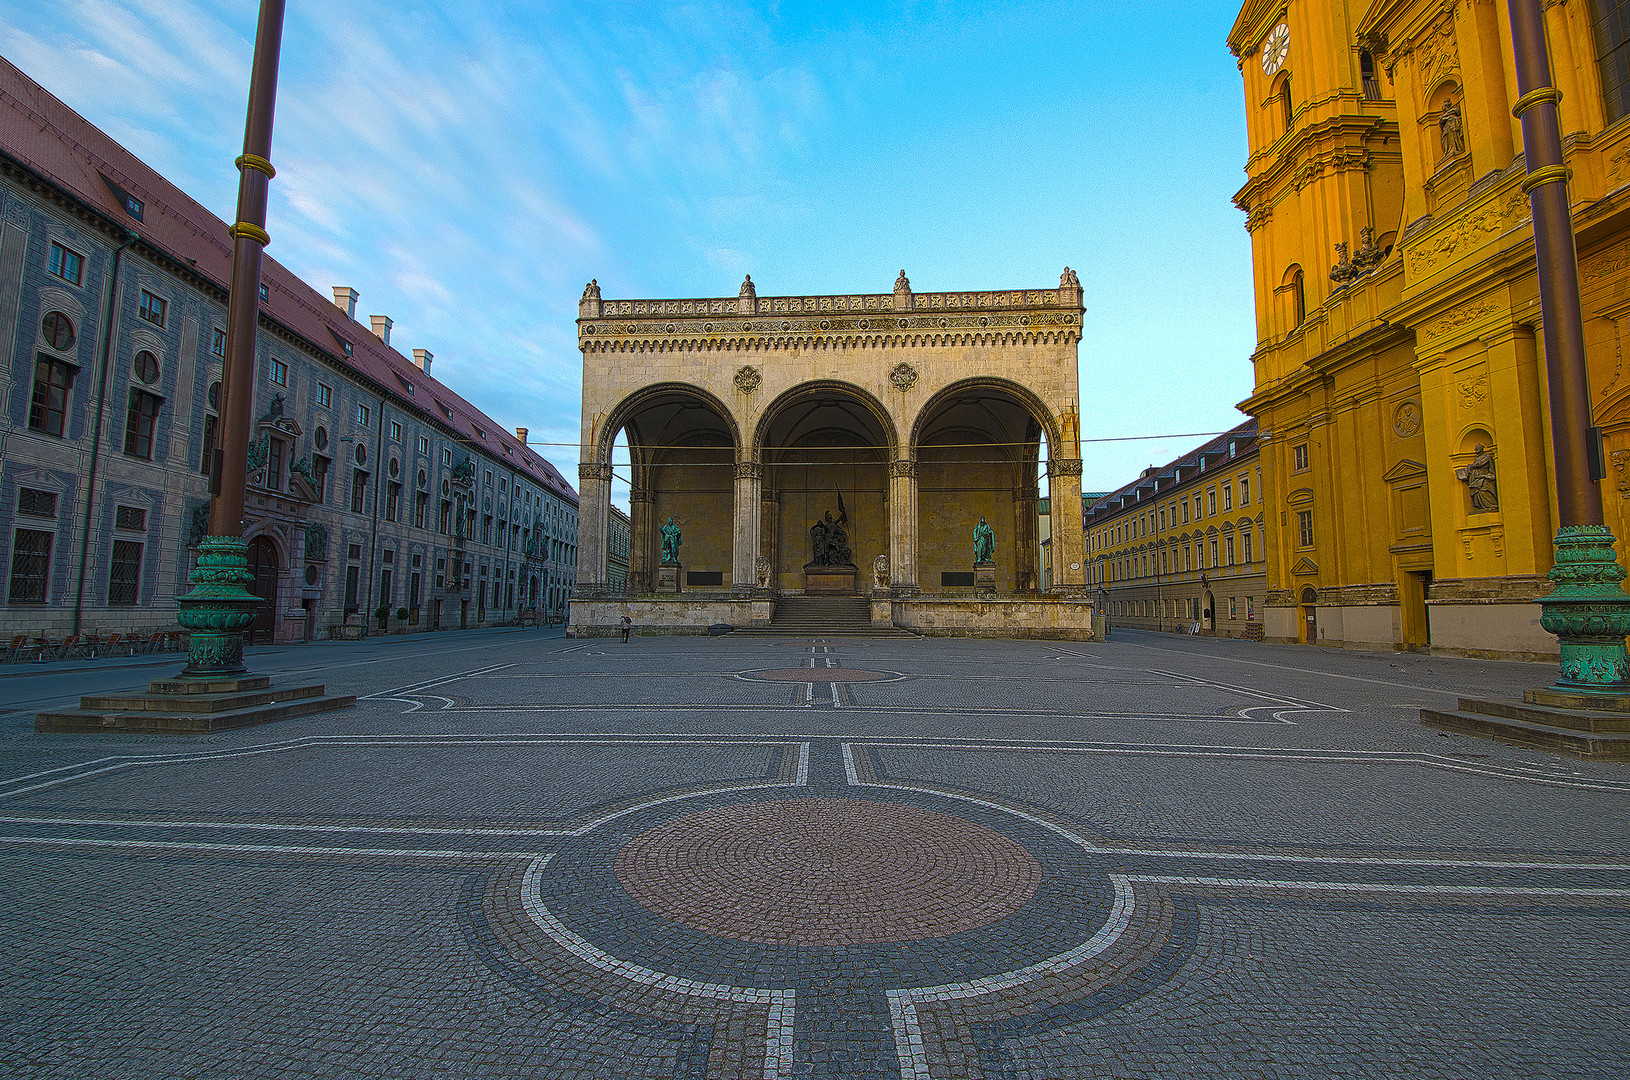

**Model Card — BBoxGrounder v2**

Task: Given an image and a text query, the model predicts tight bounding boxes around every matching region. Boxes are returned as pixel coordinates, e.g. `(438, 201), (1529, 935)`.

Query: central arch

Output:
(756, 381), (899, 593)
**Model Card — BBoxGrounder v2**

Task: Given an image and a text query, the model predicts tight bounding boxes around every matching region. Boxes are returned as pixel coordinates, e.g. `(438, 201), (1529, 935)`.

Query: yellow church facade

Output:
(1229, 0), (1630, 658)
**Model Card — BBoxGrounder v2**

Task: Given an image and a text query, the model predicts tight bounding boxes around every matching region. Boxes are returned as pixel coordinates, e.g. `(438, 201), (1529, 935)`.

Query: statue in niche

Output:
(1439, 98), (1465, 159)
(660, 518), (682, 565)
(808, 492), (853, 566)
(1457, 444), (1499, 511)
(973, 517), (996, 564)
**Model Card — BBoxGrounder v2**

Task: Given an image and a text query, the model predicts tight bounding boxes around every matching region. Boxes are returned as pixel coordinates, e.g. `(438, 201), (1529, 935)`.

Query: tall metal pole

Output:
(176, 0), (287, 679)
(1509, 0), (1630, 690)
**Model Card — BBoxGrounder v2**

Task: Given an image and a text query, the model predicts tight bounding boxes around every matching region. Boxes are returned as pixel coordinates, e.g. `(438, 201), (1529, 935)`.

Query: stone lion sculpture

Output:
(873, 554), (890, 589)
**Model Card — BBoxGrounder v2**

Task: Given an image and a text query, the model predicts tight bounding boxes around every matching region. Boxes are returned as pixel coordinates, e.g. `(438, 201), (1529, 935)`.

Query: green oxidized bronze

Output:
(1539, 524), (1630, 690)
(175, 535), (261, 678)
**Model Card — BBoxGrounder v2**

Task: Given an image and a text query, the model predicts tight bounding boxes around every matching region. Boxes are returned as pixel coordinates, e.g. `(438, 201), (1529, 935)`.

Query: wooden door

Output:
(247, 537), (279, 643)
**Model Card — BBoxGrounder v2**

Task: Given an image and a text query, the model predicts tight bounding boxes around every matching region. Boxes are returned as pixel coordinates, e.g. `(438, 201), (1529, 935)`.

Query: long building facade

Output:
(0, 58), (578, 642)
(1086, 421), (1268, 638)
(1229, 0), (1630, 657)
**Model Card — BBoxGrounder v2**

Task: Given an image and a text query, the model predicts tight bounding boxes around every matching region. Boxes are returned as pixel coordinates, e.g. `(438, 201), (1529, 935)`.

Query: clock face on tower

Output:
(1261, 23), (1289, 76)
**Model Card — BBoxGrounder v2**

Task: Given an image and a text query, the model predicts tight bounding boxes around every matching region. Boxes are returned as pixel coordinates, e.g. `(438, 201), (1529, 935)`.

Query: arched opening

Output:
(1300, 585), (1318, 645)
(247, 535), (279, 643)
(1282, 265), (1306, 329)
(1202, 588), (1216, 632)
(911, 380), (1054, 596)
(600, 384), (739, 593)
(1274, 72), (1294, 135)
(1359, 50), (1380, 100)
(756, 382), (896, 594)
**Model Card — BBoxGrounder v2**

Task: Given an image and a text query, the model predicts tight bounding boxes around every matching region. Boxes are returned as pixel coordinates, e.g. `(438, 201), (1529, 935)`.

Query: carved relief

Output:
(888, 362), (919, 392)
(1613, 448), (1630, 498)
(1583, 240), (1630, 283)
(1415, 15), (1460, 89)
(1393, 401), (1422, 438)
(1422, 297), (1500, 343)
(1406, 202), (1506, 276)
(733, 365), (761, 394)
(1457, 374), (1489, 409)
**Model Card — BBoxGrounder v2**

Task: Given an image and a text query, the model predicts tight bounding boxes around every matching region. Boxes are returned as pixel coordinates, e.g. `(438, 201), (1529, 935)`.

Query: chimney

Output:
(369, 315), (392, 345)
(412, 348), (432, 375)
(331, 286), (358, 319)
(514, 427), (529, 445)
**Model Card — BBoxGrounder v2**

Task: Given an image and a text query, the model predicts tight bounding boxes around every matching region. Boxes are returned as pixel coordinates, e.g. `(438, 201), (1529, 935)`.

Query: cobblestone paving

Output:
(1, 626), (1627, 1078)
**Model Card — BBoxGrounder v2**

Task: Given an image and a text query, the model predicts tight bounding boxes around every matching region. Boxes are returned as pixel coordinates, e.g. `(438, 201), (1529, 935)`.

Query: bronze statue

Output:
(660, 517), (682, 565)
(973, 517), (996, 563)
(809, 491), (853, 566)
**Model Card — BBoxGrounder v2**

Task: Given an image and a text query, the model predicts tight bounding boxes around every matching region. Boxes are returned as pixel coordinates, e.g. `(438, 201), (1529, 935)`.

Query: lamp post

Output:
(1507, 0), (1630, 691)
(175, 0), (286, 679)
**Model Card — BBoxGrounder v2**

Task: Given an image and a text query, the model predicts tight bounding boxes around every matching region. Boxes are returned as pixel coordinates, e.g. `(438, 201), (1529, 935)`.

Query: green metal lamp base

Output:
(175, 535), (261, 679)
(1539, 525), (1630, 693)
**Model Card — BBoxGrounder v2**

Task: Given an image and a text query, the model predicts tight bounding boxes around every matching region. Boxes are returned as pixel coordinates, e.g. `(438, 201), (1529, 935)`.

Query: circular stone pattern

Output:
(747, 667), (892, 682)
(615, 798), (1041, 946)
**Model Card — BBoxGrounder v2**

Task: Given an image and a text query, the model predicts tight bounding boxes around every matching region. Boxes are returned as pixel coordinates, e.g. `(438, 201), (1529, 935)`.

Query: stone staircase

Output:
(1420, 687), (1630, 759)
(736, 596), (913, 637)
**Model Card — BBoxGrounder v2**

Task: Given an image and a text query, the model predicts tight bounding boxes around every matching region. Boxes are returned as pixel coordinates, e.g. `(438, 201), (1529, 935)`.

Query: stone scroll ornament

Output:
(660, 517), (682, 566)
(973, 516), (996, 564)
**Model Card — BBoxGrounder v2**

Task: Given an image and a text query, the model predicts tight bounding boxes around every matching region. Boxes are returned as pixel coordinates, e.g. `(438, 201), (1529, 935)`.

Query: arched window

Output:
(1281, 265), (1307, 329)
(1280, 76), (1294, 133)
(1360, 50), (1380, 101)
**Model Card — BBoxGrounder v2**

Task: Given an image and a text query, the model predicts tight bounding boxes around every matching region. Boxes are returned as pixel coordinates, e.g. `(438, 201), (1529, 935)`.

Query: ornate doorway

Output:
(247, 536), (279, 644)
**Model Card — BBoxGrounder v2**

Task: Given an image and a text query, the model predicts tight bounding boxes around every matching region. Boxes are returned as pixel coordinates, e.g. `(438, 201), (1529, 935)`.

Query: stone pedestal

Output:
(804, 563), (857, 595)
(974, 561), (996, 596)
(657, 563), (681, 593)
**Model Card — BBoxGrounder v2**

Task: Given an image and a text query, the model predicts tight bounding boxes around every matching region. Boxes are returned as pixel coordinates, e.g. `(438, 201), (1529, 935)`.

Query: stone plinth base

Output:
(804, 564), (857, 595)
(890, 597), (1096, 640)
(569, 597), (774, 636)
(871, 596), (894, 628)
(974, 562), (996, 595)
(36, 675), (356, 733)
(657, 564), (681, 593)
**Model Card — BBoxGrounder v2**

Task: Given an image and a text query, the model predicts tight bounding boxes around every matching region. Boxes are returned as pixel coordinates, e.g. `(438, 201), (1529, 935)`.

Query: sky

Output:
(2, 0), (1259, 504)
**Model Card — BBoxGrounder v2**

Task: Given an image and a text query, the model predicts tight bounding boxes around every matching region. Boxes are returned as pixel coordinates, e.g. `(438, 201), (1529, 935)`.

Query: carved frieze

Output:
(1421, 297), (1500, 343)
(1406, 200), (1507, 276)
(1583, 240), (1630, 283)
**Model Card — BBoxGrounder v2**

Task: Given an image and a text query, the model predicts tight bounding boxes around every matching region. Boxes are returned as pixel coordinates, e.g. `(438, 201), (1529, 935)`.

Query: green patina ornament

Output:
(175, 535), (262, 679)
(1539, 524), (1630, 692)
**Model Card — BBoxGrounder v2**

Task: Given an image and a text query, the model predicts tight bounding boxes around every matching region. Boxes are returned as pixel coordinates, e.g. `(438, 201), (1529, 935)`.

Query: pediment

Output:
(1287, 487), (1314, 506)
(1291, 556), (1319, 576)
(1382, 459), (1427, 483)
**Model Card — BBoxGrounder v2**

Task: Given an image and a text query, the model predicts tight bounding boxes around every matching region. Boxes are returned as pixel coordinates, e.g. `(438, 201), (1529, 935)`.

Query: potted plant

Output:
(395, 607), (410, 634)
(374, 603), (390, 631)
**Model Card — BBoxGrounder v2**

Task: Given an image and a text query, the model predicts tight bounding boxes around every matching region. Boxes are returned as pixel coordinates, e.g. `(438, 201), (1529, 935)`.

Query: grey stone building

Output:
(607, 505), (631, 593)
(1085, 420), (1266, 638)
(0, 57), (577, 643)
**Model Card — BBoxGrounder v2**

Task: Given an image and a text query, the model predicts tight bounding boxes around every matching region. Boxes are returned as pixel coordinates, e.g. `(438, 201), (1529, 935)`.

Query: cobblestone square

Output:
(3, 627), (1627, 1078)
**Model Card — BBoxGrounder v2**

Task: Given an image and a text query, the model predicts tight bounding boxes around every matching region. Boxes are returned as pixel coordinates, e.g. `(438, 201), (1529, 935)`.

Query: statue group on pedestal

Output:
(808, 491), (853, 566)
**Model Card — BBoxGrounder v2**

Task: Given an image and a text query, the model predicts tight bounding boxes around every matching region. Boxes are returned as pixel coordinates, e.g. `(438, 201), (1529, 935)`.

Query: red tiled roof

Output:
(1085, 417), (1259, 519)
(0, 55), (576, 504)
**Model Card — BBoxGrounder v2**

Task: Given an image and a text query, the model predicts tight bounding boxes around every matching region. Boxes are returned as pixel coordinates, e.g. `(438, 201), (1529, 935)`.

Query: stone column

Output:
(889, 459), (920, 595)
(1013, 480), (1039, 593)
(1050, 458), (1088, 596)
(576, 461), (612, 597)
(628, 487), (655, 593)
(760, 485), (780, 588)
(732, 461), (763, 595)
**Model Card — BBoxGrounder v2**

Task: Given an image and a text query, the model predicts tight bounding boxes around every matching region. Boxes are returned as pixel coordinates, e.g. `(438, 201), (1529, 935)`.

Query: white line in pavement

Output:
(1127, 874), (1630, 899)
(0, 836), (535, 858)
(363, 663), (515, 700)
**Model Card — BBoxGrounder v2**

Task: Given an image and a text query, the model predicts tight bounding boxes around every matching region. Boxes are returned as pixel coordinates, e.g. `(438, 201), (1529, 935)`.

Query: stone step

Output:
(77, 684), (323, 714)
(36, 691), (356, 734)
(1420, 706), (1630, 760)
(1524, 687), (1630, 713)
(1457, 697), (1630, 733)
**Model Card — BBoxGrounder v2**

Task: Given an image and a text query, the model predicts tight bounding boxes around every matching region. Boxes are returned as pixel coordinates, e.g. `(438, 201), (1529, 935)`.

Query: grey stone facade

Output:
(0, 60), (577, 642)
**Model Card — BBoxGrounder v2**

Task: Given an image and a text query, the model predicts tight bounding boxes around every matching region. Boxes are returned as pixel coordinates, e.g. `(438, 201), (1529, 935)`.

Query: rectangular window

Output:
(1298, 510), (1314, 547)
(1210, 539), (1219, 566)
(1181, 501), (1189, 525)
(419, 435), (430, 455)
(18, 488), (57, 518)
(410, 571), (422, 610)
(482, 515), (492, 545)
(436, 557), (446, 589)
(317, 383), (332, 409)
(267, 436), (286, 490)
(1247, 595), (1255, 620)
(212, 328), (227, 357)
(313, 455), (330, 502)
(1591, 1), (1630, 123)
(1158, 508), (1166, 531)
(352, 470), (368, 514)
(115, 505), (146, 531)
(440, 500), (452, 534)
(380, 568), (393, 607)
(201, 414), (217, 475)
(1222, 484), (1232, 511)
(29, 357), (74, 436)
(1293, 444), (1309, 471)
(357, 403), (370, 425)
(1243, 530), (1253, 563)
(1229, 596), (1237, 620)
(8, 528), (52, 604)
(442, 448), (452, 467)
(108, 539), (142, 606)
(1241, 477), (1250, 505)
(1226, 535), (1235, 565)
(259, 282), (269, 302)
(123, 390), (162, 459)
(269, 358), (287, 386)
(1208, 490), (1218, 516)
(48, 241), (84, 285)
(138, 290), (166, 327)
(414, 491), (428, 529)
(389, 420), (402, 441)
(386, 482), (401, 522)
(344, 565), (360, 612)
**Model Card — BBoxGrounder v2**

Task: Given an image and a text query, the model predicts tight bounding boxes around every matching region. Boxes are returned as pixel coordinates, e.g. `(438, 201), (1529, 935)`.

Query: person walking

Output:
(620, 614), (632, 644)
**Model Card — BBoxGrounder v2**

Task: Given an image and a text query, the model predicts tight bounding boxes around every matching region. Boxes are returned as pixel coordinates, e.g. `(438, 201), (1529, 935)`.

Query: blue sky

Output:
(3, 0), (1257, 499)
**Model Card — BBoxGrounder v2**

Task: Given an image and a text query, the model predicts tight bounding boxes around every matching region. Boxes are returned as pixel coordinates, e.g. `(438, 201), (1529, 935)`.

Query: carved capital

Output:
(629, 488), (655, 505)
(890, 459), (918, 479)
(578, 461), (614, 483)
(735, 461), (763, 481)
(1052, 458), (1084, 477)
